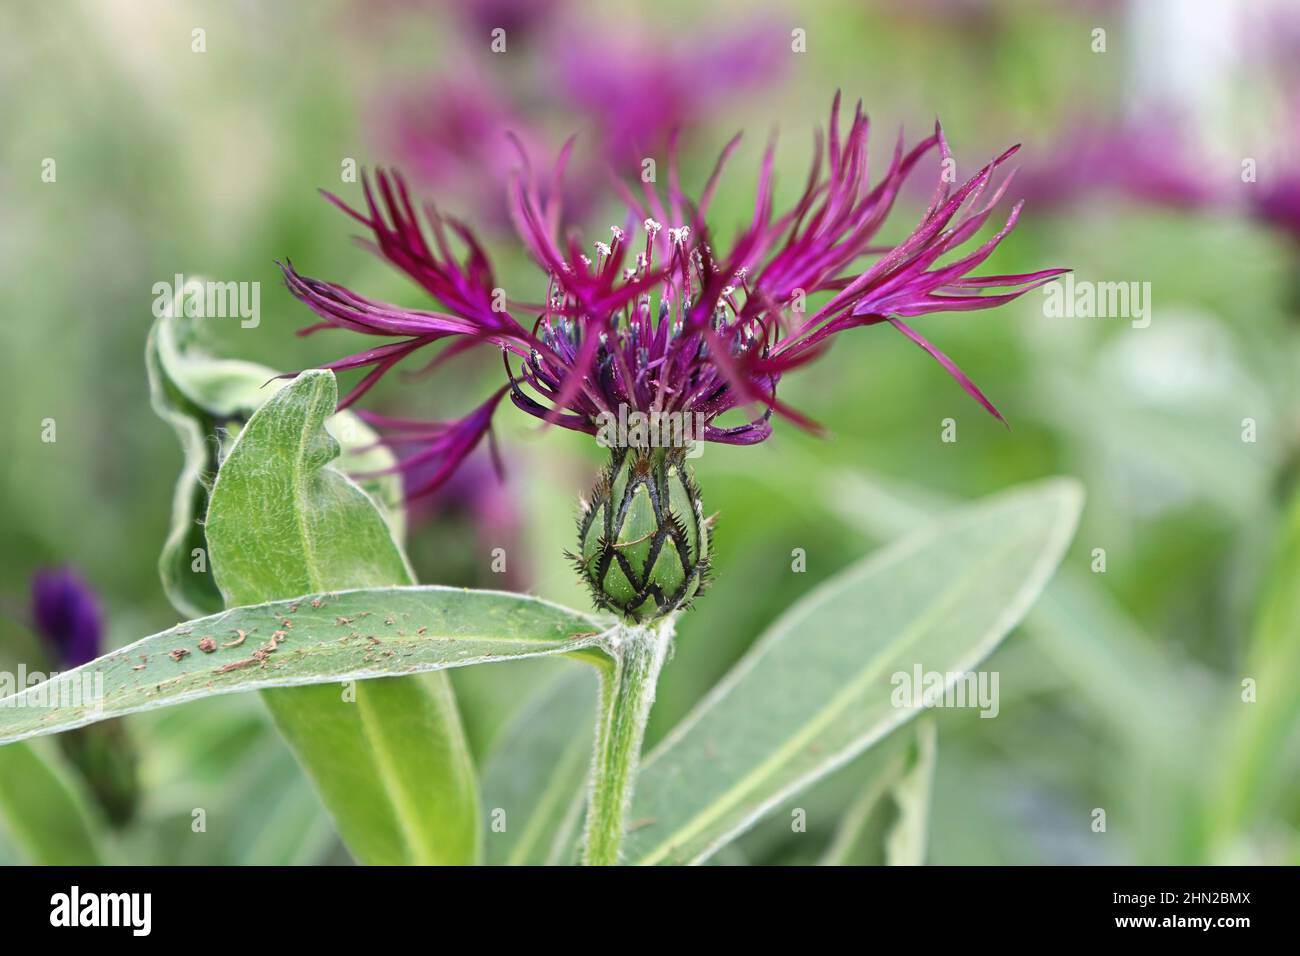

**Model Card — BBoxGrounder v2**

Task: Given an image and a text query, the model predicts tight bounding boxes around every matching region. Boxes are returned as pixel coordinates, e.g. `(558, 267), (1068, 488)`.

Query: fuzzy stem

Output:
(582, 618), (674, 865)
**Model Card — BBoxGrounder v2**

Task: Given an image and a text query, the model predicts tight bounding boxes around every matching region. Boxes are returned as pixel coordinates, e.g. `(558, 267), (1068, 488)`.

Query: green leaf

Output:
(145, 319), (231, 617)
(1210, 486), (1300, 858)
(118, 695), (335, 865)
(263, 676), (479, 866)
(146, 313), (404, 618)
(622, 478), (1083, 865)
(0, 586), (608, 745)
(883, 718), (937, 866)
(0, 740), (104, 864)
(826, 466), (1213, 863)
(481, 669), (597, 865)
(828, 466), (1208, 743)
(201, 369), (526, 865)
(816, 747), (907, 866)
(204, 369), (415, 599)
(817, 720), (936, 866)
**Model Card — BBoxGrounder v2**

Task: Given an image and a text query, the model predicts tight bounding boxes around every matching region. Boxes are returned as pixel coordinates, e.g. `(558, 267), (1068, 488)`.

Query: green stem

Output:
(583, 618), (674, 865)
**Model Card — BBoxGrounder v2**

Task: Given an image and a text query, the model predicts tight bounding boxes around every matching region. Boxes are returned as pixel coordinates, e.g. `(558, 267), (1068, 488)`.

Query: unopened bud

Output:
(571, 447), (711, 623)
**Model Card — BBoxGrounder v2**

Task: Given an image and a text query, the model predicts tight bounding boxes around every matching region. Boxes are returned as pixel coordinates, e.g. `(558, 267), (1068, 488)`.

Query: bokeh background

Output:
(2, 0), (1298, 864)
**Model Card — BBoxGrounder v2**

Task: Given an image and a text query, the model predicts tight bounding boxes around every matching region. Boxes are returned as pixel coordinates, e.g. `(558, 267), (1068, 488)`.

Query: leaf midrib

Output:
(291, 378), (330, 595)
(355, 684), (429, 865)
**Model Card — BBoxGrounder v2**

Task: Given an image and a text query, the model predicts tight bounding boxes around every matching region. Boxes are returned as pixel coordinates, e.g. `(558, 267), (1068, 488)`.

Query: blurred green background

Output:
(2, 0), (1298, 864)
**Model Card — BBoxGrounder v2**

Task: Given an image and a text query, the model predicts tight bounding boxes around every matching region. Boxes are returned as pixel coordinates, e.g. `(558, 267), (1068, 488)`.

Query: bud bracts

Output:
(572, 447), (710, 623)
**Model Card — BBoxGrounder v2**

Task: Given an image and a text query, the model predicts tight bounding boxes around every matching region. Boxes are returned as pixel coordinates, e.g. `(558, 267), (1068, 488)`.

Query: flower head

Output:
(31, 567), (103, 669)
(281, 94), (1065, 497)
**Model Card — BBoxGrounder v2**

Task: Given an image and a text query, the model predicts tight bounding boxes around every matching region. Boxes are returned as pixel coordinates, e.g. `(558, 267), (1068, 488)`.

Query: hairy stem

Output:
(583, 618), (674, 865)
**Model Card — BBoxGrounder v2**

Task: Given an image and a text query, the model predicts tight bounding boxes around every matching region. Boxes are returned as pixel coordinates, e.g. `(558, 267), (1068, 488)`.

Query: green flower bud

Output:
(571, 447), (711, 623)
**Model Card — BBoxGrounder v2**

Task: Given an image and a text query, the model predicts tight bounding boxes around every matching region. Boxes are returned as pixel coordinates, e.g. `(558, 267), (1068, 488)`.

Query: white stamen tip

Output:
(644, 218), (662, 236)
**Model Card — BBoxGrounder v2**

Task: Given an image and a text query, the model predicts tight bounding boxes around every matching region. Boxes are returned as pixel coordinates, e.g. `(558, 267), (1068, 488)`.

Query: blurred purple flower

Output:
(402, 450), (529, 588)
(554, 22), (788, 166)
(31, 567), (102, 669)
(1249, 147), (1300, 246)
(356, 0), (566, 39)
(30, 568), (138, 825)
(418, 453), (519, 537)
(451, 0), (565, 38)
(375, 16), (786, 231)
(373, 66), (559, 229)
(1253, 178), (1300, 244)
(1241, 10), (1300, 246)
(282, 94), (1064, 495)
(1012, 115), (1218, 212)
(1246, 1), (1300, 95)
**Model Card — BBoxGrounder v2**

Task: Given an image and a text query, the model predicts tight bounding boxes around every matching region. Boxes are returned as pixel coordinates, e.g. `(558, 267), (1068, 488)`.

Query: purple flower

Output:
(354, 0), (566, 38)
(374, 22), (784, 231)
(442, 0), (565, 39)
(31, 567), (103, 669)
(372, 65), (566, 230)
(1240, 51), (1300, 247)
(1012, 114), (1218, 212)
(553, 22), (787, 165)
(281, 94), (1065, 495)
(405, 450), (530, 589)
(1250, 166), (1300, 246)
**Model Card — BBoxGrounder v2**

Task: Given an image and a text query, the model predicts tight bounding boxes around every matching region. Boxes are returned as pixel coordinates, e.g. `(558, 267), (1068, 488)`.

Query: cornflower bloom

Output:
(30, 567), (138, 824)
(31, 567), (102, 669)
(280, 94), (1065, 620)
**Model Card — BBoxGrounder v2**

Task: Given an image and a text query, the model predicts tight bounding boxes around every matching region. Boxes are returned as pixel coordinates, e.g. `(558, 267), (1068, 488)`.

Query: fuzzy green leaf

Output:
(623, 479), (1083, 865)
(817, 720), (936, 866)
(882, 718), (937, 866)
(146, 313), (404, 618)
(1209, 485), (1300, 858)
(481, 669), (598, 866)
(0, 587), (608, 746)
(0, 740), (104, 864)
(203, 369), (416, 600)
(203, 369), (502, 864)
